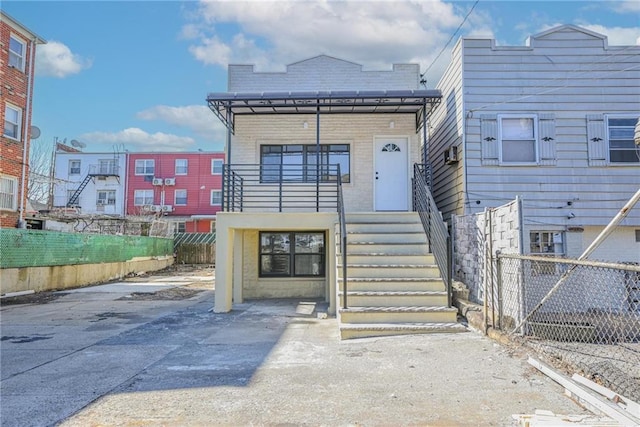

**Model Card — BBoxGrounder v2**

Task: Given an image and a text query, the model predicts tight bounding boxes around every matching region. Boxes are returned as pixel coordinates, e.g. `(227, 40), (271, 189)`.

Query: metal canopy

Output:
(206, 89), (442, 134)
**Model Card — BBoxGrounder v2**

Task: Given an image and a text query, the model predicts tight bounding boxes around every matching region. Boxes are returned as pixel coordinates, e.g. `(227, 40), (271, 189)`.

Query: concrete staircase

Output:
(337, 212), (465, 339)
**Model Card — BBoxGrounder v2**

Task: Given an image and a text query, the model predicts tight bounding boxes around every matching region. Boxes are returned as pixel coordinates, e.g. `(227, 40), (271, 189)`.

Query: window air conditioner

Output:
(444, 146), (459, 165)
(152, 178), (163, 186)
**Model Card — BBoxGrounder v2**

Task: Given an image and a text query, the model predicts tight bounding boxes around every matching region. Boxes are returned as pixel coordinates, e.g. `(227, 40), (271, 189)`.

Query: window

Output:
(260, 144), (350, 182)
(259, 232), (325, 277)
(98, 159), (116, 174)
(175, 222), (186, 233)
(97, 190), (116, 205)
(4, 104), (22, 140)
(135, 159), (155, 175)
(210, 190), (222, 206)
(134, 189), (154, 206)
(211, 159), (224, 174)
(9, 35), (25, 71)
(175, 189), (187, 206)
(499, 116), (537, 163)
(608, 117), (639, 163)
(530, 231), (564, 275)
(175, 159), (188, 175)
(69, 160), (81, 175)
(0, 176), (18, 210)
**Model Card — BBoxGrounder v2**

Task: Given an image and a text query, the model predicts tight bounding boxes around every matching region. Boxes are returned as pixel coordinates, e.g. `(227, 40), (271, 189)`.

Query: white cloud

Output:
(79, 128), (196, 152)
(183, 0), (494, 84)
(581, 25), (640, 46)
(36, 41), (91, 78)
(136, 105), (226, 141)
(612, 0), (640, 13)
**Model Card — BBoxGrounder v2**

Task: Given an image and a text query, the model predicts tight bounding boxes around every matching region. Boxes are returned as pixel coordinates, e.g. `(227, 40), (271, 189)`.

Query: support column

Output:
(232, 229), (244, 304)
(214, 221), (234, 313)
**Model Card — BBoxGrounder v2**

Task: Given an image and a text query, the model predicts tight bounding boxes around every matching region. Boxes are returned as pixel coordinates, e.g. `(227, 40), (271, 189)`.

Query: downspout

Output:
(18, 37), (37, 228)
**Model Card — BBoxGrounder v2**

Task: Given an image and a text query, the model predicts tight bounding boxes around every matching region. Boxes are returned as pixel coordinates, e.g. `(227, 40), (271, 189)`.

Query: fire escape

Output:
(66, 162), (120, 207)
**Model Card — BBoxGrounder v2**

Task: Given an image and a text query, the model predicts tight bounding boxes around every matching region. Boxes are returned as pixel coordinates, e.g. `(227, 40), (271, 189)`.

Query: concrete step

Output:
(339, 306), (458, 324)
(345, 212), (421, 224)
(340, 322), (467, 339)
(346, 232), (427, 244)
(338, 277), (446, 292)
(338, 264), (441, 279)
(346, 242), (430, 255)
(343, 253), (435, 265)
(338, 291), (448, 307)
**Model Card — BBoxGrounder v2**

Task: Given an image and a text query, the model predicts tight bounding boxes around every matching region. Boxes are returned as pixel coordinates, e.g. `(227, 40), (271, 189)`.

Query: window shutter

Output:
(538, 113), (556, 165)
(480, 114), (499, 165)
(586, 114), (606, 166)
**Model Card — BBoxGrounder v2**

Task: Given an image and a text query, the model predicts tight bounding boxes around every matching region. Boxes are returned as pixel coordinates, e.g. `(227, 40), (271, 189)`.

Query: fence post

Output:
(496, 251), (503, 331)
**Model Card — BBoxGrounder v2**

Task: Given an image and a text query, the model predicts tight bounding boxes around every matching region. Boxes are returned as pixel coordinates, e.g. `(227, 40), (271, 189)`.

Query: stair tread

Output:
(339, 322), (466, 330)
(339, 264), (436, 268)
(349, 241), (425, 245)
(339, 277), (443, 282)
(339, 291), (446, 296)
(347, 231), (422, 234)
(340, 306), (457, 313)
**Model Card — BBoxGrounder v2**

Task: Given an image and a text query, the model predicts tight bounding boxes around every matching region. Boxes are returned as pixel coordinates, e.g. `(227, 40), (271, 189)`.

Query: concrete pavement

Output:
(0, 267), (588, 426)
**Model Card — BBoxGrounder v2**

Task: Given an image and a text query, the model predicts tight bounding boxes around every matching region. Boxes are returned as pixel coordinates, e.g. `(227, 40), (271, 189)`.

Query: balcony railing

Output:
(89, 164), (120, 176)
(222, 164), (344, 212)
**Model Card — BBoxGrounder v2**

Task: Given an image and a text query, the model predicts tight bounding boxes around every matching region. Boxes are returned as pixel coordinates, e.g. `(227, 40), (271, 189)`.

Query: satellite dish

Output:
(30, 126), (41, 140)
(70, 139), (86, 149)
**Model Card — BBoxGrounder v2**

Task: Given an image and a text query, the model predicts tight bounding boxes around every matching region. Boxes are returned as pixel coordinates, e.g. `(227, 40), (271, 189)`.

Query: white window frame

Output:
(135, 159), (155, 176)
(4, 104), (22, 140)
(0, 175), (18, 211)
(8, 34), (26, 71)
(498, 114), (538, 165)
(606, 115), (639, 164)
(210, 190), (222, 206)
(69, 160), (81, 175)
(211, 159), (224, 175)
(175, 159), (188, 175)
(97, 190), (116, 206)
(98, 159), (117, 174)
(133, 189), (154, 206)
(174, 189), (187, 206)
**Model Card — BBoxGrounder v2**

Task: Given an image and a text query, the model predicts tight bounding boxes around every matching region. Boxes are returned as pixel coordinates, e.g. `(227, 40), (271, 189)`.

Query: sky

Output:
(3, 0), (640, 154)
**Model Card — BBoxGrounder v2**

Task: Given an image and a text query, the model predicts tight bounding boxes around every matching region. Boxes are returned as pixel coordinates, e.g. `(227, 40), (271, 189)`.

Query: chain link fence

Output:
(0, 228), (174, 269)
(492, 253), (640, 401)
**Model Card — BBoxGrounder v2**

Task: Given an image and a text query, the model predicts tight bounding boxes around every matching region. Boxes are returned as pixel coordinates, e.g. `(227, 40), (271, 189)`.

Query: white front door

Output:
(374, 138), (408, 211)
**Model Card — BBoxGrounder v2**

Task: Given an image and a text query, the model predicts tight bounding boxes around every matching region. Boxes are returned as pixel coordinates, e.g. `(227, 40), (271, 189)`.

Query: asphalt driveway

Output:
(0, 266), (587, 426)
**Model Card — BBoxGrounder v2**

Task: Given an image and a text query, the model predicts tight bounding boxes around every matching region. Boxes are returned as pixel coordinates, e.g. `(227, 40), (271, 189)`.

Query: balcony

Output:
(88, 163), (120, 177)
(222, 164), (345, 213)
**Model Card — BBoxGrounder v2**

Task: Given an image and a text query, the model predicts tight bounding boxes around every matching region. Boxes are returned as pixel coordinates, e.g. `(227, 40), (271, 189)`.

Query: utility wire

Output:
(422, 0), (479, 78)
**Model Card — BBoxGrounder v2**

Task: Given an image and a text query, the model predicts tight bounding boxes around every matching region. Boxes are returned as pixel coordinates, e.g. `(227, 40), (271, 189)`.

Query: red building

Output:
(0, 12), (45, 228)
(126, 152), (224, 232)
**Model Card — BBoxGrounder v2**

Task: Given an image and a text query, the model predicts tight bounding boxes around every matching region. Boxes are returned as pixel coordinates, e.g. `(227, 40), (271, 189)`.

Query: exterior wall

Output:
(231, 114), (420, 212)
(228, 55), (419, 92)
(53, 151), (126, 216)
(126, 152), (224, 230)
(0, 13), (42, 228)
(431, 25), (640, 263)
(214, 212), (338, 314)
(581, 226), (640, 263)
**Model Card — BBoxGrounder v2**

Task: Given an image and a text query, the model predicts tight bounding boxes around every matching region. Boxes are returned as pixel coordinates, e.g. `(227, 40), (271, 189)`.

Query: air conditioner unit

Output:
(151, 205), (162, 212)
(161, 205), (173, 212)
(444, 146), (459, 165)
(152, 178), (163, 186)
(164, 177), (176, 186)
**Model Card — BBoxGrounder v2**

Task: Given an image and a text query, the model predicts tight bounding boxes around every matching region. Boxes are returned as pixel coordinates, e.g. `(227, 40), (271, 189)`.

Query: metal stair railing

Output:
(66, 174), (93, 207)
(336, 164), (348, 309)
(412, 163), (452, 307)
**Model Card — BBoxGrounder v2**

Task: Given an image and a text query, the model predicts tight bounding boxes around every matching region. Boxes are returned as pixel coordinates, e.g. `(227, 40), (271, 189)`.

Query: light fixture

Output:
(389, 121), (395, 129)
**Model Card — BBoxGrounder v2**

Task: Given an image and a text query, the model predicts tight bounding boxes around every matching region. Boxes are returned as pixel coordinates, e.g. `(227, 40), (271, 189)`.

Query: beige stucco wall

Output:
(215, 212), (338, 314)
(0, 256), (174, 295)
(231, 114), (421, 212)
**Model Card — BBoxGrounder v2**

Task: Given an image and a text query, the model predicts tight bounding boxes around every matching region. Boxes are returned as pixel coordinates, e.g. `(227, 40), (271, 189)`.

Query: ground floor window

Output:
(259, 231), (325, 277)
(530, 231), (564, 275)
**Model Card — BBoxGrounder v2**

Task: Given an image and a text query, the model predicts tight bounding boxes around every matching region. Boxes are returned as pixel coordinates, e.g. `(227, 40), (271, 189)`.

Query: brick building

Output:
(0, 12), (45, 228)
(126, 152), (225, 232)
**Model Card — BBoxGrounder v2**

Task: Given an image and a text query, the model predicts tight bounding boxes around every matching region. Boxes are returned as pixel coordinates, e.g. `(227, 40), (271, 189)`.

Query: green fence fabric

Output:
(0, 229), (173, 269)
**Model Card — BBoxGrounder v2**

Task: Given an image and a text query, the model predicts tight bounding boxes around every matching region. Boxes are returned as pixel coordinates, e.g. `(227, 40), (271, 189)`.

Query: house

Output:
(208, 55), (464, 338)
(0, 11), (45, 228)
(125, 151), (224, 233)
(53, 146), (126, 216)
(429, 25), (640, 263)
